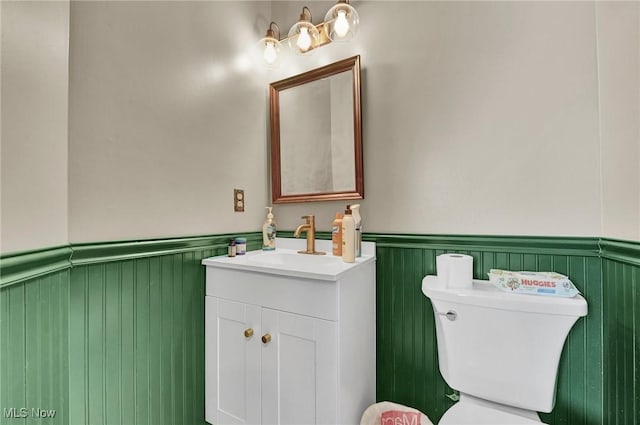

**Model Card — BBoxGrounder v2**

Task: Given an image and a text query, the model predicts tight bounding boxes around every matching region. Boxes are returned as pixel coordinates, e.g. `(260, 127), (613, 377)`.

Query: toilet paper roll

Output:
(436, 253), (474, 289)
(436, 255), (450, 284)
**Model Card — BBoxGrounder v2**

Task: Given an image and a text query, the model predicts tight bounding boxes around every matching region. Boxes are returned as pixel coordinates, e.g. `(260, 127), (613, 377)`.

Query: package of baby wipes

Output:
(487, 269), (580, 297)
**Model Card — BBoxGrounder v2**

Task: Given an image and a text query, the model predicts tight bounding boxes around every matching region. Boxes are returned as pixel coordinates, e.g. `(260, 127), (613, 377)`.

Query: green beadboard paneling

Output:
(0, 269), (70, 425)
(373, 239), (604, 425)
(376, 246), (455, 420)
(600, 239), (640, 425)
(68, 248), (224, 425)
(1, 232), (257, 425)
(603, 257), (640, 425)
(1, 233), (639, 425)
(538, 255), (603, 425)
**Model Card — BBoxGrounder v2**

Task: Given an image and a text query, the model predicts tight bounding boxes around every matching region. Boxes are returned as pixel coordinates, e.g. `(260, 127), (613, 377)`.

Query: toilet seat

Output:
(438, 397), (545, 425)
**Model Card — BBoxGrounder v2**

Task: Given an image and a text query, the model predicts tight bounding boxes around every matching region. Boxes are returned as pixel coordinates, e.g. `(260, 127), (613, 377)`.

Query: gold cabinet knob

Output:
(244, 328), (254, 338)
(261, 333), (272, 344)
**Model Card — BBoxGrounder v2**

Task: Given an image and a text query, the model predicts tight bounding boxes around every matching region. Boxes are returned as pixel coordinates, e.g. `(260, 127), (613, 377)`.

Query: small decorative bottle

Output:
(262, 207), (277, 250)
(227, 239), (236, 257)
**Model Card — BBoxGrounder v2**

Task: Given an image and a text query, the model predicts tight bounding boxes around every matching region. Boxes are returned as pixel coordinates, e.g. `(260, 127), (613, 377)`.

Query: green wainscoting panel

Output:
(1, 233), (638, 425)
(69, 233), (261, 266)
(376, 245), (455, 421)
(372, 236), (604, 425)
(601, 239), (640, 425)
(600, 239), (640, 267)
(368, 233), (600, 257)
(539, 254), (603, 425)
(0, 246), (72, 289)
(66, 233), (261, 425)
(0, 269), (70, 425)
(1, 232), (260, 425)
(68, 251), (217, 425)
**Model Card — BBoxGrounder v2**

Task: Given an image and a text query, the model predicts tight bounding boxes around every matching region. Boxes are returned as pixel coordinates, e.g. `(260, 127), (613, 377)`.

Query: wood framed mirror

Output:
(269, 55), (363, 203)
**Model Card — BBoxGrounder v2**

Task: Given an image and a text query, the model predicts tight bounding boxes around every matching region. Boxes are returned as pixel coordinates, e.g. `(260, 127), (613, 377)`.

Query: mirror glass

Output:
(270, 56), (363, 203)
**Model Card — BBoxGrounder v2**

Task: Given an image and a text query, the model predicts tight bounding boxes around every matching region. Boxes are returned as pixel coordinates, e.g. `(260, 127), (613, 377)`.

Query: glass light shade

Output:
(256, 36), (283, 68)
(324, 2), (359, 42)
(287, 21), (320, 54)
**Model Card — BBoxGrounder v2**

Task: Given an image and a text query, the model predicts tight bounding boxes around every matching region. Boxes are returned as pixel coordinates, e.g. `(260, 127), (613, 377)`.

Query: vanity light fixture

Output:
(258, 22), (283, 68)
(258, 0), (360, 67)
(288, 7), (320, 54)
(324, 0), (360, 42)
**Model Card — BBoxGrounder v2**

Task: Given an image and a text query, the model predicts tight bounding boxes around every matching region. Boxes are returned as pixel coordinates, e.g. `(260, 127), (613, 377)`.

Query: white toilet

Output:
(421, 275), (588, 424)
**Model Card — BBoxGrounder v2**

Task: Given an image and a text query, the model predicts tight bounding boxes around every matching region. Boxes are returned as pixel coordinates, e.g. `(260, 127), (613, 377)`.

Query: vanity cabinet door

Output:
(205, 296), (261, 425)
(261, 308), (338, 425)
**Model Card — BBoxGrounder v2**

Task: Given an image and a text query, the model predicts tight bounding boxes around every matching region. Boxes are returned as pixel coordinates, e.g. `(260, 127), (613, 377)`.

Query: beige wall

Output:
(271, 1), (639, 239)
(68, 1), (272, 243)
(598, 2), (640, 240)
(1, 1), (638, 252)
(1, 1), (70, 253)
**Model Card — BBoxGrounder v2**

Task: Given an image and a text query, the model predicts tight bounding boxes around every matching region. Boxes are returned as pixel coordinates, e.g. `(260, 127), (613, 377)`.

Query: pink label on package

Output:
(380, 410), (420, 425)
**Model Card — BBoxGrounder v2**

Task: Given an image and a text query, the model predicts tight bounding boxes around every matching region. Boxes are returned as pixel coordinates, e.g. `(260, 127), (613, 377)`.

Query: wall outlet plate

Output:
(234, 189), (244, 212)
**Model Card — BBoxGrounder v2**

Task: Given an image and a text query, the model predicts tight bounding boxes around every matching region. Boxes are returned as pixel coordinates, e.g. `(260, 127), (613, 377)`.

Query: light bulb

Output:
(334, 10), (349, 38)
(263, 41), (277, 64)
(297, 27), (312, 51)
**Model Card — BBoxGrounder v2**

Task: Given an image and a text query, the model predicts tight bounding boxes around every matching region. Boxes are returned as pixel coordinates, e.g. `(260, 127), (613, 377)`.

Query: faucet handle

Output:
(301, 215), (314, 223)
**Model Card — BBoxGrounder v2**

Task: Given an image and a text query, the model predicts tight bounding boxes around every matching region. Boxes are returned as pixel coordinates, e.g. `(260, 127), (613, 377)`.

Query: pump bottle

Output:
(332, 212), (344, 256)
(341, 207), (355, 263)
(262, 207), (276, 250)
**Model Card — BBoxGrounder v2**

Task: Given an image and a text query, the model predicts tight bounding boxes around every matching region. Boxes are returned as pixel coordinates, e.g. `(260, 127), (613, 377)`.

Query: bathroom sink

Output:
(201, 238), (375, 281)
(250, 252), (337, 267)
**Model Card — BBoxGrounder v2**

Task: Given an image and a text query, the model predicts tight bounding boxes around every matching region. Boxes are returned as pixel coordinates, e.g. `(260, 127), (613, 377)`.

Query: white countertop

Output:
(202, 238), (375, 281)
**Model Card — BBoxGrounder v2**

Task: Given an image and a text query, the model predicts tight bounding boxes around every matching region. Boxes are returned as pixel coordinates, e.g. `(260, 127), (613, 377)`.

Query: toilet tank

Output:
(422, 276), (587, 413)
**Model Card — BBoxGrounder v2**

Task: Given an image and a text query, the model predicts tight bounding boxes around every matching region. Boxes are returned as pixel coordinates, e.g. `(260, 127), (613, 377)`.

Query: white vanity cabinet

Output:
(203, 240), (376, 425)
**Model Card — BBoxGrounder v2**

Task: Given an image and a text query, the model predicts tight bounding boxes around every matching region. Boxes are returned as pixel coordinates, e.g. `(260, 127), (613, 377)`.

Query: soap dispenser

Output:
(341, 206), (355, 263)
(262, 207), (276, 250)
(332, 212), (344, 256)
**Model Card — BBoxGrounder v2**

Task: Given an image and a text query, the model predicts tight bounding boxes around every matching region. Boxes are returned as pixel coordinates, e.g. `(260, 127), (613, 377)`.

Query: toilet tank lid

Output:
(422, 275), (587, 317)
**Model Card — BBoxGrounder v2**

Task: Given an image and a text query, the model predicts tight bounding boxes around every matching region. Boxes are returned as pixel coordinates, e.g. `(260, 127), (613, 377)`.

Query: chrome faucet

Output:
(293, 215), (325, 255)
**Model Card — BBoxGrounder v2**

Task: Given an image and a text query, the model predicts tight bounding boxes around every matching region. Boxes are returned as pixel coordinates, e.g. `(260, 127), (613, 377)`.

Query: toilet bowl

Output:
(421, 275), (587, 425)
(439, 394), (542, 424)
